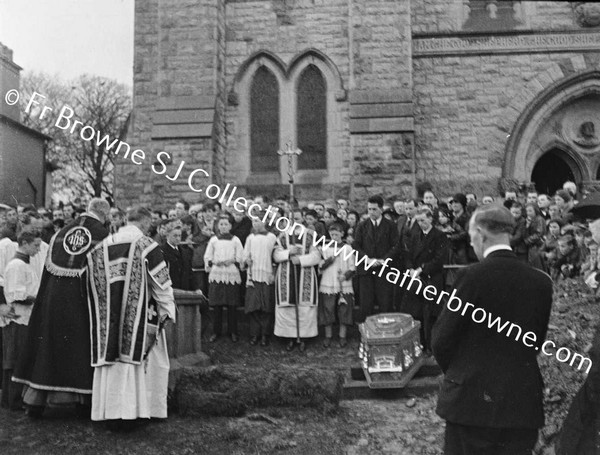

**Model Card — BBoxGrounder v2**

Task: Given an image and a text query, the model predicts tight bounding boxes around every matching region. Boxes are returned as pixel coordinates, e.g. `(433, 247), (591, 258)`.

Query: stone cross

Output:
(277, 141), (302, 206)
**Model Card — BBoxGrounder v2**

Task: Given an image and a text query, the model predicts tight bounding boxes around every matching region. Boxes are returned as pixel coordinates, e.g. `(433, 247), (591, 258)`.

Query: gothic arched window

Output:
(296, 65), (327, 170)
(250, 67), (280, 172)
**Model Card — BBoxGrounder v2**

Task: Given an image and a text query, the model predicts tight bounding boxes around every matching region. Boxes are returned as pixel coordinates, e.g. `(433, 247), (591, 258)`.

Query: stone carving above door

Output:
(562, 109), (600, 152)
(572, 121), (600, 148)
(573, 3), (600, 28)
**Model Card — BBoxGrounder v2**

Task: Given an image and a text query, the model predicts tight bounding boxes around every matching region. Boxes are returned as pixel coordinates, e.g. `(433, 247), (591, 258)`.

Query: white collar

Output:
(422, 225), (433, 235)
(483, 244), (512, 258)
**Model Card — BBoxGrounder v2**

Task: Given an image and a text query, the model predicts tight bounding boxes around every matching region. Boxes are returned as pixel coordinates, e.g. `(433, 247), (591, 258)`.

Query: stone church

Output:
(116, 1), (600, 208)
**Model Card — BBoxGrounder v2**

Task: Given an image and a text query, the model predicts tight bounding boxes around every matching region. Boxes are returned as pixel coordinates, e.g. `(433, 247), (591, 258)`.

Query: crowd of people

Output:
(0, 179), (599, 451)
(115, 181), (596, 353)
(0, 200), (174, 429)
(0, 181), (595, 357)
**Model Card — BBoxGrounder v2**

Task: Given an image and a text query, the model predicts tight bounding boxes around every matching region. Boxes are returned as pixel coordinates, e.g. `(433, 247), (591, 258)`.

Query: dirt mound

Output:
(175, 364), (345, 416)
(536, 278), (599, 454)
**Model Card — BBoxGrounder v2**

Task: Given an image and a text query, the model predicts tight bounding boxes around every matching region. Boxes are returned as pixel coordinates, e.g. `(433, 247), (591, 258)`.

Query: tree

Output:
(20, 72), (131, 200)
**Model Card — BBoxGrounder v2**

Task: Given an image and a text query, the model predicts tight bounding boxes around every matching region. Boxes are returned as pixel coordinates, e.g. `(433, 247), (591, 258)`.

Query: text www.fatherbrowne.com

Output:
(309, 231), (592, 375)
(9, 88), (589, 374)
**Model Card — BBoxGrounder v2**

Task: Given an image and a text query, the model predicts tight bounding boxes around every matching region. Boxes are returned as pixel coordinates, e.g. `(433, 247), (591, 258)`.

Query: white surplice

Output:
(90, 225), (176, 421)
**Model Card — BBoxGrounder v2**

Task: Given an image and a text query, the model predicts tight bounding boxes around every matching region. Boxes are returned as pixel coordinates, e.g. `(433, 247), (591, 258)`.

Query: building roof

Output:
(0, 114), (52, 141)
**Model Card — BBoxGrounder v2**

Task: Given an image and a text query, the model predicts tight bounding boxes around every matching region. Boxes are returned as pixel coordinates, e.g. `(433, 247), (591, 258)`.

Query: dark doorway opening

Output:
(531, 149), (576, 195)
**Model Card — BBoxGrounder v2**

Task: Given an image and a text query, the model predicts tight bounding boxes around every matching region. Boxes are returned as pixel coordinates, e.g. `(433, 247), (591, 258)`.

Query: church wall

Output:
(0, 121), (45, 206)
(122, 0), (600, 209)
(413, 50), (600, 197)
(223, 0), (351, 199)
(223, 0), (413, 204)
(411, 1), (578, 35)
(117, 0), (227, 209)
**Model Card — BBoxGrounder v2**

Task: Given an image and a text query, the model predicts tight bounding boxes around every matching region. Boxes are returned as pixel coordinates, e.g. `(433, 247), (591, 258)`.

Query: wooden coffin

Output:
(358, 313), (424, 389)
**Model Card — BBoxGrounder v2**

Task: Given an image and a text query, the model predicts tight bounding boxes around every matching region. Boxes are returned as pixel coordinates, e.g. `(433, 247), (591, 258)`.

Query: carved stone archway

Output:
(503, 70), (600, 185)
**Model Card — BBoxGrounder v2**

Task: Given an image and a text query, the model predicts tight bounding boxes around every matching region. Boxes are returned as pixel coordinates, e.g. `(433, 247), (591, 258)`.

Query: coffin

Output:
(358, 313), (424, 389)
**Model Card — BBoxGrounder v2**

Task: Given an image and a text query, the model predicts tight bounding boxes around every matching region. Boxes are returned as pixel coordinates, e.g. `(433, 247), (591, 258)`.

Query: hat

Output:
(555, 189), (572, 203)
(451, 193), (467, 208)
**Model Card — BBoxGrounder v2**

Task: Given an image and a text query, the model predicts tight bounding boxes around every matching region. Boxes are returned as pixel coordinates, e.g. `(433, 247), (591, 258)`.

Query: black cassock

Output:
(13, 214), (109, 403)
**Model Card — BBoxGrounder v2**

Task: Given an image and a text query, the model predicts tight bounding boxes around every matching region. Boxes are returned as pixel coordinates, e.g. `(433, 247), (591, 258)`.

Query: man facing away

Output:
(432, 204), (552, 455)
(86, 206), (175, 426)
(13, 198), (110, 417)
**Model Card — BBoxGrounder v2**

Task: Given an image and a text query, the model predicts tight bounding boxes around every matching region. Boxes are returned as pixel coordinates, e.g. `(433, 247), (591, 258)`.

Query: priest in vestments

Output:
(86, 207), (175, 423)
(273, 225), (321, 352)
(13, 198), (110, 416)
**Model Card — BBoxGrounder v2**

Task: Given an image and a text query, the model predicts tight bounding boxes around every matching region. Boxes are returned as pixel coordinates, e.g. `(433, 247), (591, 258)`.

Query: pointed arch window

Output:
(296, 65), (327, 170)
(250, 66), (280, 172)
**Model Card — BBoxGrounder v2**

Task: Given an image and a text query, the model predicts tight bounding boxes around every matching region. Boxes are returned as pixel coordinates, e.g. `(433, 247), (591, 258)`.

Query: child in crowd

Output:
(204, 213), (244, 343)
(585, 245), (600, 291)
(581, 240), (598, 279)
(541, 219), (562, 271)
(318, 223), (355, 348)
(524, 203), (546, 269)
(0, 231), (41, 409)
(509, 202), (528, 262)
(552, 234), (581, 281)
(574, 227), (587, 252)
(304, 209), (325, 238)
(345, 211), (360, 245)
(436, 207), (465, 286)
(583, 230), (595, 253)
(243, 213), (277, 346)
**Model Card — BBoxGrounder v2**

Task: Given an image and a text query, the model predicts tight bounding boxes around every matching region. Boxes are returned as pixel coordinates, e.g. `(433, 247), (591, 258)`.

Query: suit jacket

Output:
(406, 227), (449, 287)
(510, 217), (528, 256)
(402, 217), (421, 251)
(162, 243), (193, 290)
(432, 250), (552, 429)
(393, 215), (409, 269)
(191, 221), (215, 269)
(231, 216), (252, 246)
(555, 327), (600, 454)
(396, 214), (408, 237)
(352, 217), (399, 275)
(393, 227), (448, 318)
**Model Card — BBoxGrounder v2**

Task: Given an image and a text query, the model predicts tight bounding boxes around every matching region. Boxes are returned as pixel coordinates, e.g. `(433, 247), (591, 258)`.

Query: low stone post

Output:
(165, 289), (205, 358)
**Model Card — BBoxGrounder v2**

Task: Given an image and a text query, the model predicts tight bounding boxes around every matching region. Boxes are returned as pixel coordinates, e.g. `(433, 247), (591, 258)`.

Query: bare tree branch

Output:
(21, 72), (131, 201)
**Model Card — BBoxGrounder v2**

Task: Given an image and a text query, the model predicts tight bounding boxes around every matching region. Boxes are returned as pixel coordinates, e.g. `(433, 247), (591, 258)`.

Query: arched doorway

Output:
(531, 149), (576, 195)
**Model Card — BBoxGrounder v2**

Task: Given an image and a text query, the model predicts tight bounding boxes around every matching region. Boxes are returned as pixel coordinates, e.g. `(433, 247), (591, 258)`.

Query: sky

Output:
(0, 0), (134, 86)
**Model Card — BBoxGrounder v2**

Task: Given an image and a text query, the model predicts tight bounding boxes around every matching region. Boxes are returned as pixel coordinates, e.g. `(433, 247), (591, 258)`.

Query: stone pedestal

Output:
(166, 289), (204, 359)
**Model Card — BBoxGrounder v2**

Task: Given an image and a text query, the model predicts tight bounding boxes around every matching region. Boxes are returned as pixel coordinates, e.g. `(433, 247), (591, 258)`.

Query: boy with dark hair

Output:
(304, 210), (325, 237)
(509, 202), (528, 262)
(0, 230), (41, 409)
(318, 223), (355, 348)
(553, 234), (581, 280)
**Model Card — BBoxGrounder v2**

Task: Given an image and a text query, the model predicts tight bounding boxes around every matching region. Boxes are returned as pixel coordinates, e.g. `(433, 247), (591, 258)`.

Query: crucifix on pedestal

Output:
(277, 141), (302, 207)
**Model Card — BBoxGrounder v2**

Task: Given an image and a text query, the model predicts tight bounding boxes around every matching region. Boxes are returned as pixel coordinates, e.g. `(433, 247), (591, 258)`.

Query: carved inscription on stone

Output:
(414, 32), (600, 56)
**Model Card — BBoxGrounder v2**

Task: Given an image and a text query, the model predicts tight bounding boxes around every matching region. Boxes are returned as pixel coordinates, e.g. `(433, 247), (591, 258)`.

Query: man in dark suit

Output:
(432, 204), (553, 455)
(162, 225), (193, 290)
(392, 199), (421, 312)
(401, 199), (422, 246)
(400, 206), (448, 352)
(352, 195), (399, 321)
